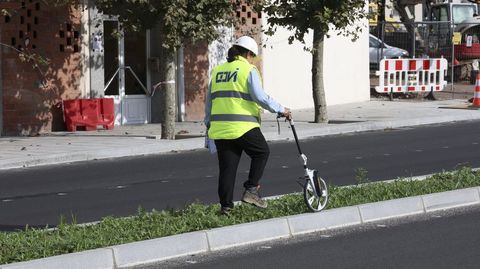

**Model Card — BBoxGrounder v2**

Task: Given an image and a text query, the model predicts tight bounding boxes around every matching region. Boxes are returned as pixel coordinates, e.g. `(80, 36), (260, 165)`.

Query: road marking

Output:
(383, 153), (391, 156)
(57, 193), (67, 196)
(115, 185), (126, 189)
(281, 165), (289, 169)
(415, 149), (423, 152)
(355, 156), (363, 160)
(442, 146), (449, 149)
(2, 199), (13, 202)
(376, 224), (387, 228)
(186, 260), (198, 264)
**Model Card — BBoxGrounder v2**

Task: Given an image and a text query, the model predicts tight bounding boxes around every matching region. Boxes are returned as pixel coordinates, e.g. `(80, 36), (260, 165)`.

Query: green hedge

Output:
(1, 167), (479, 265)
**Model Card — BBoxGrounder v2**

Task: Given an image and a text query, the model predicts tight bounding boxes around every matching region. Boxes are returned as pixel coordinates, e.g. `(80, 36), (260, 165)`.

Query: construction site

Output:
(370, 0), (480, 102)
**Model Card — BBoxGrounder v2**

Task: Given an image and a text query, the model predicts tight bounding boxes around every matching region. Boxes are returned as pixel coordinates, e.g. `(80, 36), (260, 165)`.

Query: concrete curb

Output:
(2, 186), (480, 269)
(0, 249), (114, 269)
(111, 231), (208, 268)
(287, 206), (362, 235)
(422, 187), (480, 212)
(206, 218), (291, 251)
(358, 196), (425, 223)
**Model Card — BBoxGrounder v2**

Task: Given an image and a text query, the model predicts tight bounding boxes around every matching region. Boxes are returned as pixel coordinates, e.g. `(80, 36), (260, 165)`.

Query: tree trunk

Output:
(396, 4), (416, 53)
(159, 46), (176, 139)
(312, 28), (328, 123)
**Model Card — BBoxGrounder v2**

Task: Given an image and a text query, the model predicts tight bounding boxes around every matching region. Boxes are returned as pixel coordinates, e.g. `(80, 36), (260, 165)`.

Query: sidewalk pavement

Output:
(0, 99), (479, 170)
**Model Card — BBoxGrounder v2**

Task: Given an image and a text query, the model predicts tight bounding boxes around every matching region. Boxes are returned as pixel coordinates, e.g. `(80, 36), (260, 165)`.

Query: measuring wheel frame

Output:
(277, 114), (329, 212)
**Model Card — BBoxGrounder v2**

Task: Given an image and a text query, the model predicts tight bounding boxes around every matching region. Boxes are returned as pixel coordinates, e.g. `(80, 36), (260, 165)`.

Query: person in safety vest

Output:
(204, 36), (291, 216)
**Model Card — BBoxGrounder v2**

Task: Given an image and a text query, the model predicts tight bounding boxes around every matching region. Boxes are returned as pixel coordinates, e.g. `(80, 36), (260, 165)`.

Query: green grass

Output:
(1, 167), (479, 265)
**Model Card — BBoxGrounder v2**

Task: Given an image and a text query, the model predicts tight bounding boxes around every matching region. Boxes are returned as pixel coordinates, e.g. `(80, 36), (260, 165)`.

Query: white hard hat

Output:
(234, 36), (258, 56)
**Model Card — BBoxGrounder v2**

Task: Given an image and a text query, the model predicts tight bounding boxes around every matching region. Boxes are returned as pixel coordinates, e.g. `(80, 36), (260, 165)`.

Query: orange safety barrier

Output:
(63, 98), (115, 132)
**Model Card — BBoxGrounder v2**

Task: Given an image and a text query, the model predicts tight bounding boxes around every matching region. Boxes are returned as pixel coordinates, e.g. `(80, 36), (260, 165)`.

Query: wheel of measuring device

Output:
(303, 176), (328, 212)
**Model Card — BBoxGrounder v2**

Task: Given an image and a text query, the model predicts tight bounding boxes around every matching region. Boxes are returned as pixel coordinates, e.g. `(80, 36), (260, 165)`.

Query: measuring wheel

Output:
(303, 176), (328, 212)
(277, 113), (329, 212)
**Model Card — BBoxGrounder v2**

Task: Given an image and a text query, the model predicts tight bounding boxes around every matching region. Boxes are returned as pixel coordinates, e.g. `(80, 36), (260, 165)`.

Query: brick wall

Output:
(236, 2), (263, 72)
(184, 41), (209, 122)
(1, 1), (264, 133)
(1, 1), (82, 135)
(235, 2), (262, 48)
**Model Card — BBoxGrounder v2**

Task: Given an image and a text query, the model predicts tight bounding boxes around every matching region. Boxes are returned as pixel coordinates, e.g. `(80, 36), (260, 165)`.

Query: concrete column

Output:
(176, 47), (185, 122)
(80, 0), (90, 98)
(88, 0), (105, 98)
(148, 24), (163, 123)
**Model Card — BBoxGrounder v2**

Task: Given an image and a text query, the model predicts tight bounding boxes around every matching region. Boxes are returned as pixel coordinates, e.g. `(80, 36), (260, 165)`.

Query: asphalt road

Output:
(0, 121), (479, 230)
(149, 205), (480, 269)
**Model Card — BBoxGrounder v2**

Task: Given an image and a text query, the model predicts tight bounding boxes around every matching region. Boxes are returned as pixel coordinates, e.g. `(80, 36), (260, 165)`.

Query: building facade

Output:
(0, 1), (83, 135)
(0, 1), (369, 136)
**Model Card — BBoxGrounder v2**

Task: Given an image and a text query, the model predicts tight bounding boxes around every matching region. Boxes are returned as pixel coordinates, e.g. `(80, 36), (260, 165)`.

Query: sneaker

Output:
(220, 206), (233, 216)
(242, 186), (268, 208)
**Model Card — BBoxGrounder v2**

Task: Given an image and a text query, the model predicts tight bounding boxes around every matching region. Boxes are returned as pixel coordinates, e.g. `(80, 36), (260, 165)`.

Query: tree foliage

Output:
(263, 0), (367, 44)
(94, 0), (239, 49)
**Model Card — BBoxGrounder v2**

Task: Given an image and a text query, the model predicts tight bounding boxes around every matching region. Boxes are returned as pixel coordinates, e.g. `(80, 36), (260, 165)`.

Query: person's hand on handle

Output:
(282, 107), (292, 121)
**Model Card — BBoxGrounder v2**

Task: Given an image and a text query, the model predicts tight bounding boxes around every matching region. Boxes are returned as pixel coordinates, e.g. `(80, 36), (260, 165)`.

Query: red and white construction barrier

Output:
(375, 58), (448, 93)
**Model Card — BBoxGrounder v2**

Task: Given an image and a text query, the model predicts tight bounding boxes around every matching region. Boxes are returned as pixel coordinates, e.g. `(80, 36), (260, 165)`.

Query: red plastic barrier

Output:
(63, 98), (115, 132)
(99, 98), (115, 130)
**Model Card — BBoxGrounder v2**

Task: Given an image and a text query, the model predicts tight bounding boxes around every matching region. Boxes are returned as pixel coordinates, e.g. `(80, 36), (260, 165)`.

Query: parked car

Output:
(369, 34), (409, 68)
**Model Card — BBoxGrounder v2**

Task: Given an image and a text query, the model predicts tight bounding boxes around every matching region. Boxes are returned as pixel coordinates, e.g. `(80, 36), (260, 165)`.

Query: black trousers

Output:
(214, 127), (270, 208)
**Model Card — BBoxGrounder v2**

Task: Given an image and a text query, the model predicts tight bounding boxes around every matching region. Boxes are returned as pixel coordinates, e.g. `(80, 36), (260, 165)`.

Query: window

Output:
(369, 36), (382, 48)
(452, 5), (476, 23)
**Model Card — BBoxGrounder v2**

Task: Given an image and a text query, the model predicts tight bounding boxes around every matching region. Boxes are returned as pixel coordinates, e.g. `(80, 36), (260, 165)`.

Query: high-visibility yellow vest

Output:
(208, 56), (261, 140)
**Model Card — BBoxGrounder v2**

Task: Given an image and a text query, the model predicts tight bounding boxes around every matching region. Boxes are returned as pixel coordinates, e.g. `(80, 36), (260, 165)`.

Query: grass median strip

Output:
(1, 167), (480, 265)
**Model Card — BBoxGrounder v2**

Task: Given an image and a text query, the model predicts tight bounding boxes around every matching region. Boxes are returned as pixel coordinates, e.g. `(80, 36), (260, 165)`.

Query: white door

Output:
(103, 20), (150, 125)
